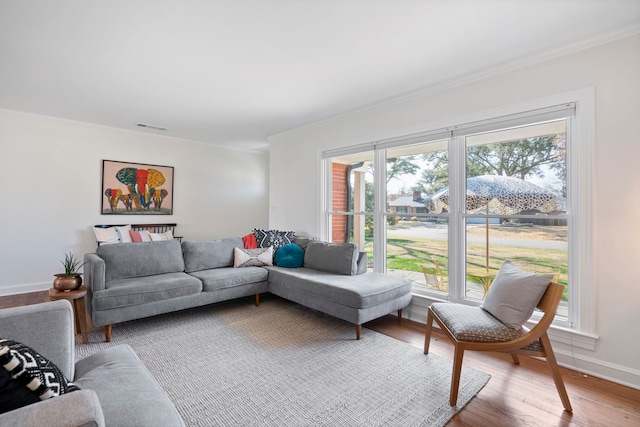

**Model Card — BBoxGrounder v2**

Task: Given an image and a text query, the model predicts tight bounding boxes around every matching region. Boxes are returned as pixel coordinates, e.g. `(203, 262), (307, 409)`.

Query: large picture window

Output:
(323, 92), (594, 337)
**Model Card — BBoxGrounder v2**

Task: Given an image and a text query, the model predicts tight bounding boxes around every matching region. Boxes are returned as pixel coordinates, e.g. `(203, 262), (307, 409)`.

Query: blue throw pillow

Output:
(275, 243), (304, 268)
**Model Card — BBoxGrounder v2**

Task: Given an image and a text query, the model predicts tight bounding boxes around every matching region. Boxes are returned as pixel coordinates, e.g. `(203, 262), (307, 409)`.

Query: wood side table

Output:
(49, 285), (89, 344)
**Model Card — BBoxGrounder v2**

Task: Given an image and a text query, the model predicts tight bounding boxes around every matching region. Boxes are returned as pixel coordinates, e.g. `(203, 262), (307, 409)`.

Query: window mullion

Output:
(448, 136), (466, 301)
(321, 158), (332, 240)
(373, 149), (387, 273)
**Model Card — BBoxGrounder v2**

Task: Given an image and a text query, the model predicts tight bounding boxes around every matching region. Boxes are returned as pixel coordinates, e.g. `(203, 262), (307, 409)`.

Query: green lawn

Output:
(359, 231), (568, 301)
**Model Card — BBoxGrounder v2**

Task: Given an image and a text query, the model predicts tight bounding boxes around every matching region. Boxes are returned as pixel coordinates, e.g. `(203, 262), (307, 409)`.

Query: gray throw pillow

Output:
(356, 251), (368, 275)
(304, 241), (359, 275)
(481, 260), (554, 329)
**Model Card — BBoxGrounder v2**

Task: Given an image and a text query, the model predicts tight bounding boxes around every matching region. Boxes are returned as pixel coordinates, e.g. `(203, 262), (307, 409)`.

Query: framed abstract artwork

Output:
(101, 160), (174, 215)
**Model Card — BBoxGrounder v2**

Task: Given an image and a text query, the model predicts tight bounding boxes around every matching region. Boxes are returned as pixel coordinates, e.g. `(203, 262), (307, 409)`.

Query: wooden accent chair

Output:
(423, 282), (572, 412)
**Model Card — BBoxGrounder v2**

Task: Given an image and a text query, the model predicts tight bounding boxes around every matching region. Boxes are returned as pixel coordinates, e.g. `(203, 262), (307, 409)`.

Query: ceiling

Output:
(1, 1), (639, 151)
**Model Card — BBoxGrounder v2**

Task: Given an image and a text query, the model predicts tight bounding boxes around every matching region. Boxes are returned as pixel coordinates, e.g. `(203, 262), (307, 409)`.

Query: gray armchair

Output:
(0, 300), (184, 427)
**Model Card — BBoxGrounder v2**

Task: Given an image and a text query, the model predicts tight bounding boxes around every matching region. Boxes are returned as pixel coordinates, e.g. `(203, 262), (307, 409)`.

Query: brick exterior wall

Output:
(332, 162), (349, 244)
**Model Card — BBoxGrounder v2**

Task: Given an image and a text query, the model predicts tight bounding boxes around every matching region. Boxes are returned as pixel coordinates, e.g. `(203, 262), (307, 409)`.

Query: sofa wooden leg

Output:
(356, 324), (361, 340)
(397, 309), (403, 324)
(105, 324), (112, 342)
(255, 294), (260, 307)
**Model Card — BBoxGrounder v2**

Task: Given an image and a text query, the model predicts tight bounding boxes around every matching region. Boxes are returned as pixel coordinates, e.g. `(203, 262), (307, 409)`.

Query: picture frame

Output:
(101, 160), (174, 215)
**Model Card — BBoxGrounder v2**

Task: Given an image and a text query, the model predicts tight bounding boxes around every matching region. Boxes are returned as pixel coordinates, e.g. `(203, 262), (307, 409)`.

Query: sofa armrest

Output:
(0, 389), (105, 427)
(84, 253), (106, 293)
(0, 300), (75, 380)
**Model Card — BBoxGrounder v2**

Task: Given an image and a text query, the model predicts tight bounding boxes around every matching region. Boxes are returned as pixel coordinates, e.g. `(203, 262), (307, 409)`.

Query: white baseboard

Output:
(0, 282), (51, 297)
(554, 349), (640, 391)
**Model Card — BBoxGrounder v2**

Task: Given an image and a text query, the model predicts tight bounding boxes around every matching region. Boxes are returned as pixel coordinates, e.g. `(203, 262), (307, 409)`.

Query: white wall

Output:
(269, 34), (640, 388)
(0, 110), (269, 294)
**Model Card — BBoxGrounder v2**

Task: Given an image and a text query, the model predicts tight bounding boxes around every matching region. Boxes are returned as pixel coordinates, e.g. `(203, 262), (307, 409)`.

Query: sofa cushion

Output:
(93, 273), (202, 311)
(304, 241), (359, 275)
(97, 240), (185, 281)
(182, 238), (243, 273)
(0, 339), (79, 414)
(74, 345), (183, 427)
(266, 267), (411, 309)
(189, 267), (269, 292)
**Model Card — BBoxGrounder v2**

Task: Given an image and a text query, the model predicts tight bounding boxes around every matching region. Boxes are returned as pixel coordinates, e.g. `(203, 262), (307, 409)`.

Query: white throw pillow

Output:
(93, 227), (119, 245)
(115, 225), (132, 243)
(481, 260), (554, 329)
(233, 247), (273, 268)
(150, 230), (173, 241)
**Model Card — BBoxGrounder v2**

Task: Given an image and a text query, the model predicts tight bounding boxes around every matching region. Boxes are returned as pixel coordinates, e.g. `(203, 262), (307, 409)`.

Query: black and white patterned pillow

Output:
(0, 338), (79, 414)
(252, 229), (295, 253)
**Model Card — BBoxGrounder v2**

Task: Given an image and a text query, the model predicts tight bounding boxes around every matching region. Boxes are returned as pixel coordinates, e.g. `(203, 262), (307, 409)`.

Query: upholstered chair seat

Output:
(430, 304), (525, 342)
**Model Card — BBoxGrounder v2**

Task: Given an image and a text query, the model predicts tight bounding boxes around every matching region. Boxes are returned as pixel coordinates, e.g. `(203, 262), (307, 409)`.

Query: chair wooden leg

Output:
(511, 353), (520, 364)
(450, 345), (465, 406)
(424, 309), (434, 354)
(397, 309), (402, 324)
(105, 324), (112, 342)
(540, 333), (573, 412)
(255, 294), (260, 307)
(356, 324), (361, 340)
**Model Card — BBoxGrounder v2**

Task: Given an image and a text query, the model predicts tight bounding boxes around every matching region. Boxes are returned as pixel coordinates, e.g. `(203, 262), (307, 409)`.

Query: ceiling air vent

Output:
(136, 123), (168, 131)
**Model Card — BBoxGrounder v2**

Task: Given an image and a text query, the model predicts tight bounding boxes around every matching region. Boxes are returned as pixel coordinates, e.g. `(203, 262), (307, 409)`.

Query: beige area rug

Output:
(76, 295), (490, 426)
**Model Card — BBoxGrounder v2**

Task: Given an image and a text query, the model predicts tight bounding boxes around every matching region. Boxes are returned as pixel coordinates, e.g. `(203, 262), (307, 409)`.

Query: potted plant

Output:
(53, 252), (86, 291)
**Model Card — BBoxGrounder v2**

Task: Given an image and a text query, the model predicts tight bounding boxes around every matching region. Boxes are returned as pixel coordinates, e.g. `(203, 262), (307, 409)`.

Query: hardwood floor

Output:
(365, 316), (640, 427)
(2, 292), (639, 426)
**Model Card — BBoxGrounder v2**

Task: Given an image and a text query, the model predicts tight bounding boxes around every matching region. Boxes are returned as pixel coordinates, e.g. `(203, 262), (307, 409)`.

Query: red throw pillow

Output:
(129, 230), (152, 242)
(242, 233), (258, 249)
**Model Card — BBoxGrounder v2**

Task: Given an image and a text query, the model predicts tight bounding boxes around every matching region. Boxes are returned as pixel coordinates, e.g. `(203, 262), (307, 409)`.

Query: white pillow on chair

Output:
(481, 260), (555, 329)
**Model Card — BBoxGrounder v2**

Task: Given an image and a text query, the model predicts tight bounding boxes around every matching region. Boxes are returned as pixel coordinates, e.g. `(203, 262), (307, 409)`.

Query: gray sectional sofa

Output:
(84, 237), (412, 341)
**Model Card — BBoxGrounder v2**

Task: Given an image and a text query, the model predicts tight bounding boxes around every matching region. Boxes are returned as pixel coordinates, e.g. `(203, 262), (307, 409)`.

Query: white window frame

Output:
(322, 88), (596, 348)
